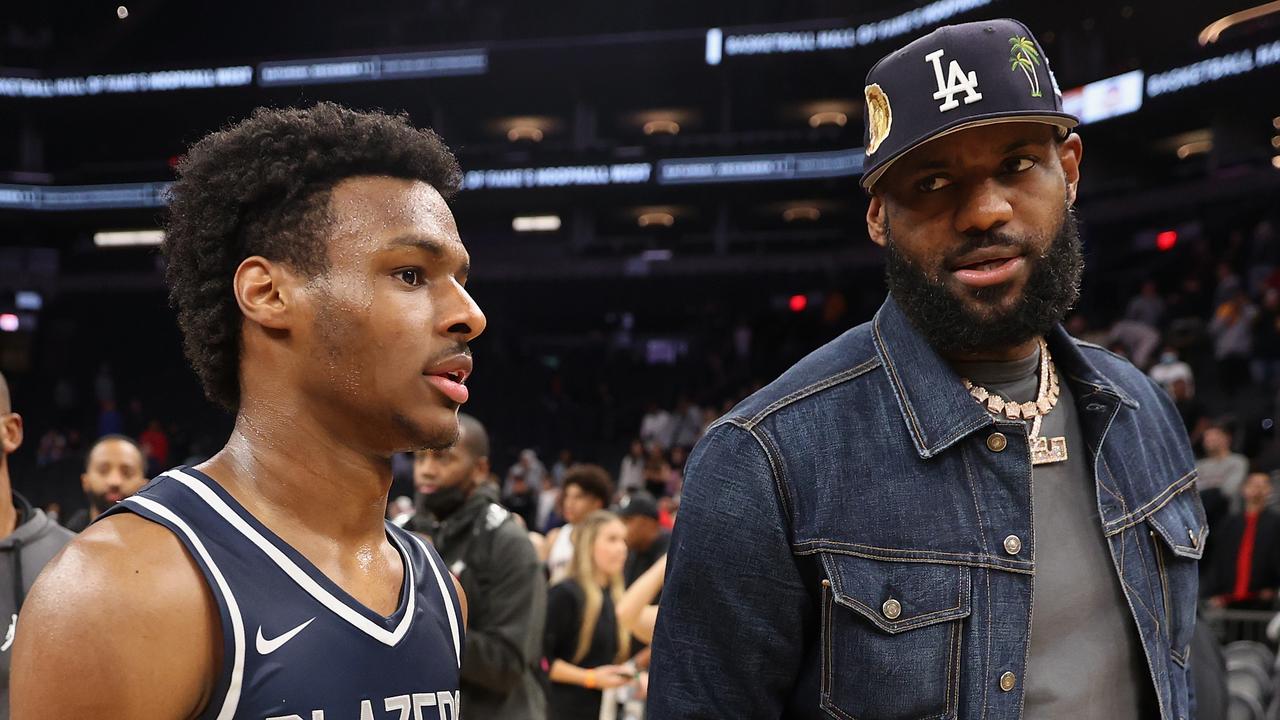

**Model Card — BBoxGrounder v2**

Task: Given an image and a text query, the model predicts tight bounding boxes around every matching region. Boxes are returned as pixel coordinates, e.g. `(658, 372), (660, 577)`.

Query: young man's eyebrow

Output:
(386, 234), (446, 256)
(386, 234), (470, 277)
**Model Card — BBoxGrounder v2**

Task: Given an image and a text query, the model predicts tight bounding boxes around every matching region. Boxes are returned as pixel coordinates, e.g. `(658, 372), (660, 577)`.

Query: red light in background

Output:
(789, 294), (808, 312)
(0, 314), (17, 332)
(1156, 230), (1178, 251)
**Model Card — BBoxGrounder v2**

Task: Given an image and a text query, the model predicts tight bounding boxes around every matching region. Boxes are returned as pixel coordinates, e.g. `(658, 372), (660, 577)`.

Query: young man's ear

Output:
(866, 194), (888, 248)
(0, 412), (23, 456)
(233, 257), (299, 331)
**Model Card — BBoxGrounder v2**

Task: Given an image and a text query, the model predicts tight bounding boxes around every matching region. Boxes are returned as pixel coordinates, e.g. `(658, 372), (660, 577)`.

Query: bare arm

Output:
(11, 513), (222, 720)
(617, 554), (665, 644)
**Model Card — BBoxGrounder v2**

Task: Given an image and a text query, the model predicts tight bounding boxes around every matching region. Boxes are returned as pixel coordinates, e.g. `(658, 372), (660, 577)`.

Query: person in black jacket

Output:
(1205, 470), (1280, 609)
(0, 371), (75, 718)
(413, 414), (547, 720)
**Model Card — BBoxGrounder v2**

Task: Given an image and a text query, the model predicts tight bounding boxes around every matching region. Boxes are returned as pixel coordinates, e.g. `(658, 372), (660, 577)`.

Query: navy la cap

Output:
(860, 18), (1078, 189)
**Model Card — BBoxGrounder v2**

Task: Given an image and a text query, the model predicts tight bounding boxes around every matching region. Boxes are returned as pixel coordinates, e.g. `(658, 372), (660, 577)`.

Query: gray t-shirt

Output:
(954, 348), (1155, 718)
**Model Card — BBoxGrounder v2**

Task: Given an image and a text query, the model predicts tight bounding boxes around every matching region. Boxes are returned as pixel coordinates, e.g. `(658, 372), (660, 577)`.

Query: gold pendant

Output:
(1030, 435), (1068, 465)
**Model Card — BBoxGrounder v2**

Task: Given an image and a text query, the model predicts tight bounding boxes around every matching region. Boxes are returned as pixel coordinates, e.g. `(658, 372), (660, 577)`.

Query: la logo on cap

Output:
(925, 48), (982, 112)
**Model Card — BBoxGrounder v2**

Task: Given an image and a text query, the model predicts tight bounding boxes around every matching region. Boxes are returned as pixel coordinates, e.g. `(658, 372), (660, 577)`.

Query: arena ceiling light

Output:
(783, 205), (822, 222)
(512, 215), (562, 232)
(637, 212), (675, 228)
(808, 111), (848, 128)
(643, 120), (681, 135)
(93, 230), (164, 247)
(1199, 1), (1280, 45)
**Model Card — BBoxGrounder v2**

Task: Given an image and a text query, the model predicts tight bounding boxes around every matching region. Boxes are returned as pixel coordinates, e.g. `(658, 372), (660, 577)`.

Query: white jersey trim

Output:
(407, 532), (462, 667)
(164, 469), (416, 647)
(126, 495), (245, 720)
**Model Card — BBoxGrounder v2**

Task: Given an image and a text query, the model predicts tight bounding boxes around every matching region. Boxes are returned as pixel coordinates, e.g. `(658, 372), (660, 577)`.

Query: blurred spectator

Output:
(1125, 280), (1165, 329)
(544, 465), (613, 585)
(1197, 422), (1249, 506)
(667, 446), (688, 498)
(410, 414), (548, 720)
(642, 446), (672, 499)
(1149, 346), (1195, 395)
(138, 420), (170, 473)
(617, 439), (645, 495)
(1213, 262), (1243, 308)
(639, 403), (673, 450)
(387, 496), (414, 528)
(668, 398), (703, 449)
(544, 510), (635, 720)
(536, 476), (560, 534)
(1169, 378), (1208, 446)
(502, 472), (539, 532)
(1106, 319), (1160, 369)
(1209, 291), (1258, 396)
(1205, 471), (1280, 610)
(0, 371), (75, 707)
(96, 400), (124, 438)
(63, 435), (147, 533)
(552, 450), (573, 485)
(656, 496), (678, 531)
(505, 449), (547, 497)
(35, 430), (66, 469)
(617, 492), (670, 587)
(1253, 287), (1280, 389)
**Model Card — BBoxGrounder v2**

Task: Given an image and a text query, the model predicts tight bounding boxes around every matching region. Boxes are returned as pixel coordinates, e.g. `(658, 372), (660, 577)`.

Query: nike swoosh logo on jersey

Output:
(255, 617), (316, 655)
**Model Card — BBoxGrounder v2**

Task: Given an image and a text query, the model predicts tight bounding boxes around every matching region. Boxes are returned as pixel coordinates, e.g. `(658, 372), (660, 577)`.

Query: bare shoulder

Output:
(11, 512), (222, 719)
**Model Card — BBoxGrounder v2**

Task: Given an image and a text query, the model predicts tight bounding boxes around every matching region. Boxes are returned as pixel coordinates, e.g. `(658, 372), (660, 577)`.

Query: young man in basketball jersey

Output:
(11, 103), (482, 719)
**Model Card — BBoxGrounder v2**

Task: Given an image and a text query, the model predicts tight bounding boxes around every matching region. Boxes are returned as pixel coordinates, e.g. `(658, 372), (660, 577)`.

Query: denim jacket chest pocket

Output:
(1145, 490), (1207, 667)
(819, 552), (972, 720)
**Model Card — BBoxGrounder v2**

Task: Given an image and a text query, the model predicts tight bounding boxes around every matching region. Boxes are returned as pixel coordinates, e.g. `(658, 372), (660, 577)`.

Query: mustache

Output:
(943, 230), (1038, 267)
(424, 344), (471, 365)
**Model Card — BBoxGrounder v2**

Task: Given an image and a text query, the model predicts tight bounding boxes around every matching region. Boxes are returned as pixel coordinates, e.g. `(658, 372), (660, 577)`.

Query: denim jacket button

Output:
(1003, 535), (1022, 555)
(881, 598), (902, 620)
(999, 672), (1017, 692)
(986, 432), (1008, 452)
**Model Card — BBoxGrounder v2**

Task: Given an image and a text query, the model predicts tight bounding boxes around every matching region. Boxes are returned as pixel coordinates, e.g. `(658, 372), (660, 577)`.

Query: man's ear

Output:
(233, 257), (299, 331)
(0, 412), (23, 456)
(1058, 132), (1083, 207)
(473, 457), (491, 484)
(867, 194), (889, 248)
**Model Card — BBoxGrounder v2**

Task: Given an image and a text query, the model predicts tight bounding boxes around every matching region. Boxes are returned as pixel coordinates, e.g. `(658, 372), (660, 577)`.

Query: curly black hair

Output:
(163, 102), (462, 411)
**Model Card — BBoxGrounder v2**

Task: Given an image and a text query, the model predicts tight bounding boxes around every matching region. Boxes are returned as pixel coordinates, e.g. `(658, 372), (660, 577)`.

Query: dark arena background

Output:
(0, 1), (1279, 717)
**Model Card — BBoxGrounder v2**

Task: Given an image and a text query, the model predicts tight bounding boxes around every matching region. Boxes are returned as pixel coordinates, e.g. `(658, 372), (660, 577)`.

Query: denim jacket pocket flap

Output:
(821, 552), (971, 635)
(1148, 490), (1208, 561)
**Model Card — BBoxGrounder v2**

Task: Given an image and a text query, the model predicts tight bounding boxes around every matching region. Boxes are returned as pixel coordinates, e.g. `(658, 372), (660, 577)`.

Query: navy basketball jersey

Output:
(100, 466), (463, 720)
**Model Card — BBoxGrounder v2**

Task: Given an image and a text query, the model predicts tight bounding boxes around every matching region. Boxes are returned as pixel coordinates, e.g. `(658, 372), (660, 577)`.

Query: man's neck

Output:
(940, 337), (1041, 365)
(0, 465), (16, 537)
(198, 402), (393, 548)
(1209, 448), (1231, 460)
(1247, 503), (1267, 514)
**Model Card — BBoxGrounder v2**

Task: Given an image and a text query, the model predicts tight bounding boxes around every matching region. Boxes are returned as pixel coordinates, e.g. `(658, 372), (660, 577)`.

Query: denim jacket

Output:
(649, 296), (1205, 720)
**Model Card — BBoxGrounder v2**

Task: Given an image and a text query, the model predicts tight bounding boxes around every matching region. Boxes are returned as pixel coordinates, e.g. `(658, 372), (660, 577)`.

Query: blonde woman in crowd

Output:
(545, 510), (635, 718)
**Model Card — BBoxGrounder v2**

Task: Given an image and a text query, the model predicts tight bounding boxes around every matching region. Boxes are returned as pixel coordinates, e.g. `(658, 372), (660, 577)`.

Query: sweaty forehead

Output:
(326, 175), (461, 250)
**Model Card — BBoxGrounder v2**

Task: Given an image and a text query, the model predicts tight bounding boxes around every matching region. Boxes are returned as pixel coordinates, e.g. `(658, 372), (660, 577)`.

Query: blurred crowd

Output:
(3, 213), (1280, 717)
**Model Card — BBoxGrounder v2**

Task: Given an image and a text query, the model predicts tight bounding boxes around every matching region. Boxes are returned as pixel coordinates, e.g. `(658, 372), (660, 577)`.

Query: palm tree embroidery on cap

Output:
(1009, 36), (1042, 98)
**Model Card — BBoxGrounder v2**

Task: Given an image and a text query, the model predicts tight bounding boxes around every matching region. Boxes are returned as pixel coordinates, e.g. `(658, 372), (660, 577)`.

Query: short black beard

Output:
(884, 208), (1083, 355)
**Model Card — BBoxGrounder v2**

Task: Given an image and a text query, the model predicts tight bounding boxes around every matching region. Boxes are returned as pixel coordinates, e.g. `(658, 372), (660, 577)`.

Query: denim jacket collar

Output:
(872, 295), (1138, 460)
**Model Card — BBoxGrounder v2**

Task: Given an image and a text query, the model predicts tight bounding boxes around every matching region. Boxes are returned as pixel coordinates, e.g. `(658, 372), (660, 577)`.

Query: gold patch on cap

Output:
(864, 83), (892, 155)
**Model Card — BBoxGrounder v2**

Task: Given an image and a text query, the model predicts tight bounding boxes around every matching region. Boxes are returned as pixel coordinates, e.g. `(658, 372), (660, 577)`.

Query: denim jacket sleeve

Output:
(648, 420), (811, 719)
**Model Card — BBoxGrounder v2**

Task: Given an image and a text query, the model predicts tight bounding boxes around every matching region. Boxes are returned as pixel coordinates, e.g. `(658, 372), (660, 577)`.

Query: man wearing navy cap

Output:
(651, 18), (1202, 720)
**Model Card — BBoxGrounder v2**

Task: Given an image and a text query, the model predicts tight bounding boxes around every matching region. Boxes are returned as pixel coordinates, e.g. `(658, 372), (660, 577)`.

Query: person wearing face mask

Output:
(1149, 344), (1195, 396)
(413, 414), (548, 720)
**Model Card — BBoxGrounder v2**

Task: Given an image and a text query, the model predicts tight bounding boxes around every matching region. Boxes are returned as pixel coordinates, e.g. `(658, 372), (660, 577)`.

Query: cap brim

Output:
(861, 111), (1079, 190)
